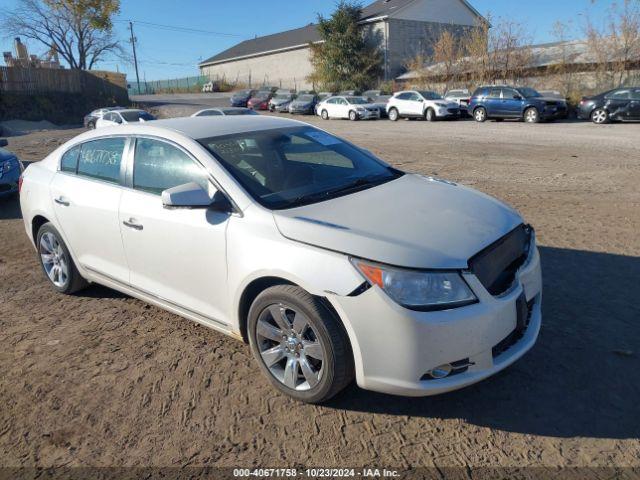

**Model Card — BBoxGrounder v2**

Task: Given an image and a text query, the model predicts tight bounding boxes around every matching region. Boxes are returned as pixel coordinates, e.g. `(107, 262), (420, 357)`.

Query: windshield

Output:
(297, 95), (315, 102)
(419, 91), (442, 100)
(254, 92), (270, 99)
(122, 111), (155, 122)
(199, 126), (402, 210)
(347, 97), (368, 104)
(274, 94), (291, 99)
(517, 87), (541, 98)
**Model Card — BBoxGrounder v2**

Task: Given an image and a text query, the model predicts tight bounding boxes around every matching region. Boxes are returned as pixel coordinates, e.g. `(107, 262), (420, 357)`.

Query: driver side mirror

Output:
(0, 139), (7, 148)
(162, 182), (232, 212)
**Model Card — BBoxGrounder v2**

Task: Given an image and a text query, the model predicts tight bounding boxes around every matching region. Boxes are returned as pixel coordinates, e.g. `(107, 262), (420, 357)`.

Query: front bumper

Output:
(0, 165), (21, 197)
(356, 109), (380, 120)
(289, 105), (314, 114)
(329, 245), (542, 397)
(436, 107), (461, 118)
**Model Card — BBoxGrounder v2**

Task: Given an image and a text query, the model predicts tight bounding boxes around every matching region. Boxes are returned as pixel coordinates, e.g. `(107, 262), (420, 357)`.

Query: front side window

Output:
(133, 138), (209, 195)
(199, 126), (402, 210)
(630, 89), (640, 100)
(77, 137), (125, 184)
(60, 145), (81, 173)
(502, 88), (520, 99)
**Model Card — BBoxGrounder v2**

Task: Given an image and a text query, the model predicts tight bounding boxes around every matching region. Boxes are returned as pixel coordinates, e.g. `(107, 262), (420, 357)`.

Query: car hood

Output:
(0, 148), (16, 162)
(272, 174), (523, 269)
(291, 101), (311, 107)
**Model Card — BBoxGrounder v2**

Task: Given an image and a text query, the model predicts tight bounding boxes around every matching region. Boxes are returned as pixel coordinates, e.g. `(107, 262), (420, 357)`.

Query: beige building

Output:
(198, 0), (484, 90)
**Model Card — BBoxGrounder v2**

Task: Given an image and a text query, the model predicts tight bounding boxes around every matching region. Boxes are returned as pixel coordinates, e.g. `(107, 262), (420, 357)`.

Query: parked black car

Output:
(577, 87), (640, 124)
(469, 86), (567, 123)
(230, 89), (257, 107)
(288, 94), (319, 114)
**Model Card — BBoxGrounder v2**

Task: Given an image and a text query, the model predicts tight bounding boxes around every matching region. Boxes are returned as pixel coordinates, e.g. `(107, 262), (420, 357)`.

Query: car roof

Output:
(113, 109), (147, 114)
(141, 115), (306, 139)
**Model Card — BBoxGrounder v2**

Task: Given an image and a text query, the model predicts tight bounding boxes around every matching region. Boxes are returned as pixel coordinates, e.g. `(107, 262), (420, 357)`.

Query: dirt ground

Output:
(1, 107), (639, 475)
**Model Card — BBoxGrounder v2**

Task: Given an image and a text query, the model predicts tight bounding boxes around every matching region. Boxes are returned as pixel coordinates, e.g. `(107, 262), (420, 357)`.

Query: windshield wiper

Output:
(277, 174), (396, 209)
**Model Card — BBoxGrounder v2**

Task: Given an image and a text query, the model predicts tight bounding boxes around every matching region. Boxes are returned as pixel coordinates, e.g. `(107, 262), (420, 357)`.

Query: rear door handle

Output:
(122, 218), (143, 230)
(54, 196), (70, 206)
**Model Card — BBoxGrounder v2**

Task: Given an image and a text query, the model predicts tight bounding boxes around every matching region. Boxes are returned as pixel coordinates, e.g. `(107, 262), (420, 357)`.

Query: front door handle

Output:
(54, 196), (70, 206)
(123, 218), (143, 230)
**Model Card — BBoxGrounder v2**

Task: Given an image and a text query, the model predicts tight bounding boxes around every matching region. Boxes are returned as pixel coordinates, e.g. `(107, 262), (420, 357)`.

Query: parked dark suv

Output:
(577, 87), (640, 124)
(469, 86), (567, 123)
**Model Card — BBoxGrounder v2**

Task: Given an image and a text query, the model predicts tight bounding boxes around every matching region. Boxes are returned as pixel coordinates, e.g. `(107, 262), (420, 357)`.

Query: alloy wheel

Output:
(321, 110), (329, 120)
(525, 108), (539, 123)
(256, 303), (325, 391)
(389, 108), (399, 121)
(474, 108), (486, 122)
(39, 231), (69, 288)
(592, 109), (608, 124)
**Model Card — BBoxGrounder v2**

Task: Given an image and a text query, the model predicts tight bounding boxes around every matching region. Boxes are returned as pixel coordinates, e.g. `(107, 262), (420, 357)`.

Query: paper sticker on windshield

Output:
(305, 130), (342, 146)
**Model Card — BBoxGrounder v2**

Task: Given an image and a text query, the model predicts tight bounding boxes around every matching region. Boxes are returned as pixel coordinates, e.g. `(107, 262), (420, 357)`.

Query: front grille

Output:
(468, 224), (532, 296)
(492, 297), (535, 358)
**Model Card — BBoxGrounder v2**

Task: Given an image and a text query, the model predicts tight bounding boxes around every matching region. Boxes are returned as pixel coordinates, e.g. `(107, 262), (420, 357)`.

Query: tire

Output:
(349, 110), (358, 121)
(524, 107), (540, 123)
(36, 222), (87, 294)
(87, 121), (96, 130)
(321, 109), (329, 120)
(425, 108), (436, 122)
(388, 107), (399, 121)
(591, 108), (609, 124)
(248, 285), (354, 403)
(473, 107), (487, 122)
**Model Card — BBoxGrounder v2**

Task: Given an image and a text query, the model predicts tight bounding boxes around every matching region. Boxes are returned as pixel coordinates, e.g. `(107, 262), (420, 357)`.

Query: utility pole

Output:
(129, 21), (141, 93)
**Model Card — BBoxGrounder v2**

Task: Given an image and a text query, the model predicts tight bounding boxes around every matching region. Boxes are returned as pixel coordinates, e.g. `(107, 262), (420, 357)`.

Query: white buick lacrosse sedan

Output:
(19, 116), (542, 403)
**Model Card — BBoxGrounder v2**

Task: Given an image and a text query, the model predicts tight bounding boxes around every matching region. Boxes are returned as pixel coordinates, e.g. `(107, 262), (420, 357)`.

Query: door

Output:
(119, 137), (231, 323)
(336, 97), (350, 118)
(628, 89), (640, 119)
(605, 90), (630, 119)
(49, 137), (130, 283)
(484, 88), (503, 116)
(407, 92), (424, 116)
(500, 88), (524, 117)
(324, 98), (339, 118)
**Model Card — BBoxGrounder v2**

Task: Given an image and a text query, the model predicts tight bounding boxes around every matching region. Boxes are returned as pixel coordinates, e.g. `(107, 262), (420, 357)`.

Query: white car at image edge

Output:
(19, 115), (542, 403)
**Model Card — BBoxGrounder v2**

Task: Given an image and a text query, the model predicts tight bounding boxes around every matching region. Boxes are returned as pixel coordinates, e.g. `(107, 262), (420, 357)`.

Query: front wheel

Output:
(591, 108), (609, 124)
(349, 110), (358, 121)
(321, 109), (329, 120)
(425, 108), (436, 122)
(37, 223), (87, 294)
(524, 107), (540, 123)
(248, 285), (354, 403)
(388, 108), (399, 121)
(473, 107), (487, 122)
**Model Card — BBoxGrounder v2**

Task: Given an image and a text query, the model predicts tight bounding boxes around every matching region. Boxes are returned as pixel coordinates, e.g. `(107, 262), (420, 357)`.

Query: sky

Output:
(0, 0), (613, 82)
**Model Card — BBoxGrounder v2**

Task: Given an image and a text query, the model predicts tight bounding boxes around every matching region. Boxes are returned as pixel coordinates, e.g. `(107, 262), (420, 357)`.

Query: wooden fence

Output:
(0, 67), (128, 101)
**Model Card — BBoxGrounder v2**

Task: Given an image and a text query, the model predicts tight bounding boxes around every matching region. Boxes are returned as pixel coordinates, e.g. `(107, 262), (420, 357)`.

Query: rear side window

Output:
(197, 110), (222, 116)
(60, 145), (81, 173)
(606, 90), (630, 100)
(133, 138), (209, 195)
(488, 88), (502, 98)
(77, 137), (125, 184)
(472, 88), (487, 97)
(631, 90), (640, 100)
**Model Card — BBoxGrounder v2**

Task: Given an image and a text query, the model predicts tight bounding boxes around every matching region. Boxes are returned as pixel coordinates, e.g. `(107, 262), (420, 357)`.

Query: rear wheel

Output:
(591, 108), (609, 124)
(473, 107), (487, 122)
(388, 107), (399, 121)
(248, 285), (354, 403)
(321, 109), (329, 120)
(524, 107), (540, 123)
(87, 120), (96, 130)
(37, 223), (87, 294)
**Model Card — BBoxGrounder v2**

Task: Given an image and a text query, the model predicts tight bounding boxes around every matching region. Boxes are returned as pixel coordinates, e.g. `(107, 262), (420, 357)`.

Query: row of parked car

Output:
(229, 85), (640, 124)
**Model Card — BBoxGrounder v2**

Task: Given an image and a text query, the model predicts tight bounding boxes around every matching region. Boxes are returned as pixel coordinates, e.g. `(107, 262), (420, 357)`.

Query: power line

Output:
(115, 19), (243, 38)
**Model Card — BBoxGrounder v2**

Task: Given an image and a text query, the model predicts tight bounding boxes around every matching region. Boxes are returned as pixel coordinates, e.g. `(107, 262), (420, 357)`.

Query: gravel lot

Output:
(1, 100), (639, 475)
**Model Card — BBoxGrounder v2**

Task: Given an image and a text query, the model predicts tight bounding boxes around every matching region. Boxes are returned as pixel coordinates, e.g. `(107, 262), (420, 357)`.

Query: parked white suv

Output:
(387, 90), (460, 121)
(19, 116), (541, 403)
(316, 96), (381, 120)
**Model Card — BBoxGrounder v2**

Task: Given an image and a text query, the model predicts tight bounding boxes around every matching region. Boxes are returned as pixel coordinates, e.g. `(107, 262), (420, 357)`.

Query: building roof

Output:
(199, 0), (439, 67)
(396, 39), (614, 81)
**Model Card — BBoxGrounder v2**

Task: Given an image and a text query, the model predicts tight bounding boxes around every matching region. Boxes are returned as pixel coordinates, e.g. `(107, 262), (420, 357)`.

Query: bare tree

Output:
(459, 16), (492, 85)
(430, 30), (464, 91)
(488, 19), (534, 84)
(1, 0), (123, 70)
(584, 0), (640, 88)
(548, 20), (579, 98)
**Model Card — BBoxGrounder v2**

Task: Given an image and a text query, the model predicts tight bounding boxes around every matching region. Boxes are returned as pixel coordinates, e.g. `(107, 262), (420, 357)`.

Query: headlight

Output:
(351, 258), (477, 311)
(1, 159), (17, 173)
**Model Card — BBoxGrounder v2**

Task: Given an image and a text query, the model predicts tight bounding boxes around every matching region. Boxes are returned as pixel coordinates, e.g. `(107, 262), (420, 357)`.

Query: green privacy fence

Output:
(128, 75), (210, 95)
